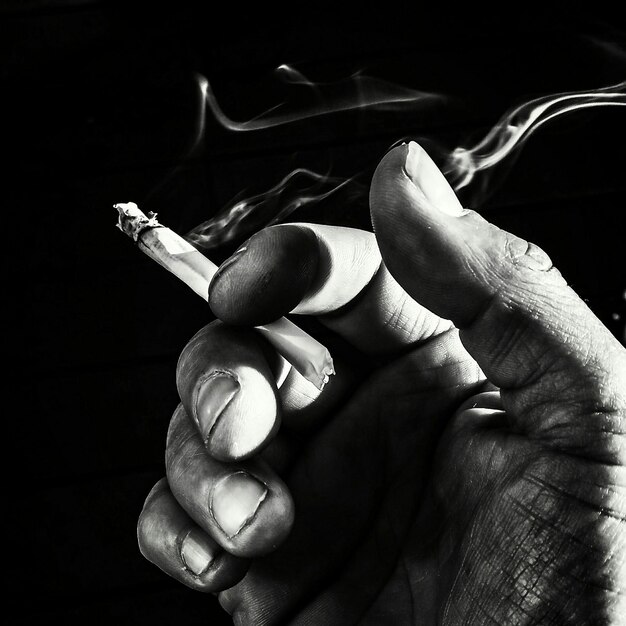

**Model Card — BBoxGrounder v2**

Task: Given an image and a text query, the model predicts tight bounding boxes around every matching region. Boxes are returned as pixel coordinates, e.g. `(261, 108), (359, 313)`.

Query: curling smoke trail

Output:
(197, 65), (443, 132)
(187, 168), (362, 248)
(445, 81), (626, 190)
(186, 71), (624, 249)
(187, 65), (438, 248)
(143, 76), (208, 202)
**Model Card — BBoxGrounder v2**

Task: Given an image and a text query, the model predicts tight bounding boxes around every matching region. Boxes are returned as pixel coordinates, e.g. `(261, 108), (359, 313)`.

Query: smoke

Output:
(187, 168), (363, 249)
(444, 81), (626, 191)
(185, 66), (441, 248)
(143, 75), (208, 203)
(183, 66), (624, 249)
(198, 65), (443, 132)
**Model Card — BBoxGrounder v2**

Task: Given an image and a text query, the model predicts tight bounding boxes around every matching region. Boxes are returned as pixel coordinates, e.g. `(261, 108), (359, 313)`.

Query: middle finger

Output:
(209, 223), (453, 354)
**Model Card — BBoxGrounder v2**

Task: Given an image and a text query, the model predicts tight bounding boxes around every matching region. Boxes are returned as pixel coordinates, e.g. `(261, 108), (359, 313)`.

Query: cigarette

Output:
(115, 202), (334, 390)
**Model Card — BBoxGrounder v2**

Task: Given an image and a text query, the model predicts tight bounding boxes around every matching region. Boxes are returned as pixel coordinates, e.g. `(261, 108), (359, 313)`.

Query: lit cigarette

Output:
(115, 202), (334, 390)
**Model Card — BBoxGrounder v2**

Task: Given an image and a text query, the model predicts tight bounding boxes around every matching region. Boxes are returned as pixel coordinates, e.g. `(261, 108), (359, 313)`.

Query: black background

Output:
(6, 3), (625, 624)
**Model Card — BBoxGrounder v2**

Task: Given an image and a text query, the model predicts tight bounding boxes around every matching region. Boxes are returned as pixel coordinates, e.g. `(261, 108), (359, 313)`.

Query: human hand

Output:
(137, 142), (626, 624)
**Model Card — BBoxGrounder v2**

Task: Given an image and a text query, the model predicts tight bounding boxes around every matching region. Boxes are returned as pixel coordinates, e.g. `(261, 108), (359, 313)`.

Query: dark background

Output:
(6, 3), (625, 624)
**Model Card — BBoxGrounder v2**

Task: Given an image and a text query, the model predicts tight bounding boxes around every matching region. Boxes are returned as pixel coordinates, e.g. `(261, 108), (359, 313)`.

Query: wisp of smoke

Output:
(187, 168), (361, 249)
(445, 81), (626, 191)
(185, 67), (624, 249)
(197, 65), (443, 132)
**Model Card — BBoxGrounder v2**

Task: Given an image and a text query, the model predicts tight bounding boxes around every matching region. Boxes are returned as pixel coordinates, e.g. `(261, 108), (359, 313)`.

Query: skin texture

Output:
(137, 142), (626, 624)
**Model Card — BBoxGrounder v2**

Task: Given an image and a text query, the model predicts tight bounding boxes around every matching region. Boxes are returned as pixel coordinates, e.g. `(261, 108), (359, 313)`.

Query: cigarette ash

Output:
(114, 204), (338, 390)
(115, 202), (162, 241)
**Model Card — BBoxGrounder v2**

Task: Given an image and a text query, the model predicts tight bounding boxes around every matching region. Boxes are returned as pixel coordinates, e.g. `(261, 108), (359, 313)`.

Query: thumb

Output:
(370, 142), (626, 460)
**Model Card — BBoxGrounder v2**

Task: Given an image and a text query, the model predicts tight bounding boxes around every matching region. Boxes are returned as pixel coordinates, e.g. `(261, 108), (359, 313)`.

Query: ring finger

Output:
(165, 404), (295, 558)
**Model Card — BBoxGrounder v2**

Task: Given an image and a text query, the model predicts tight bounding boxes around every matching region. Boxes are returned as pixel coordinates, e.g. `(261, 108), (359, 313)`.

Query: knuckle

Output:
(502, 234), (553, 273)
(497, 233), (566, 302)
(137, 478), (168, 557)
(165, 405), (196, 479)
(165, 404), (187, 453)
(136, 513), (152, 557)
(177, 320), (224, 385)
(480, 228), (565, 297)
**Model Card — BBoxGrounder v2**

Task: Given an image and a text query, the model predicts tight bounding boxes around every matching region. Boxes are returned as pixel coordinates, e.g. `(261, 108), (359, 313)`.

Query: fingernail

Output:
(404, 141), (466, 217)
(195, 372), (240, 443)
(211, 471), (268, 538)
(180, 528), (217, 576)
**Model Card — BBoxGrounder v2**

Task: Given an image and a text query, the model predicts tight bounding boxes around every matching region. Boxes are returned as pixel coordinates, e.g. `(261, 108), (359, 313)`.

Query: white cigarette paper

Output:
(115, 202), (334, 390)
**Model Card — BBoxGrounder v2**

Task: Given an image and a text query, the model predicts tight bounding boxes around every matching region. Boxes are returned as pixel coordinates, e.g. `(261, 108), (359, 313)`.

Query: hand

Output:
(137, 142), (626, 624)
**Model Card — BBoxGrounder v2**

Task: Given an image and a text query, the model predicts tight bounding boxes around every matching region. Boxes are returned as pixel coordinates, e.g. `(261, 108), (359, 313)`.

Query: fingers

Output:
(209, 223), (451, 354)
(209, 225), (320, 326)
(137, 478), (249, 592)
(370, 142), (626, 458)
(177, 321), (351, 453)
(165, 404), (295, 558)
(176, 322), (281, 461)
(217, 329), (485, 624)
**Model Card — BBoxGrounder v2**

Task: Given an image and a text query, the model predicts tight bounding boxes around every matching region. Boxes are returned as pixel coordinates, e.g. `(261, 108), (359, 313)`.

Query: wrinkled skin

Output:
(137, 143), (626, 624)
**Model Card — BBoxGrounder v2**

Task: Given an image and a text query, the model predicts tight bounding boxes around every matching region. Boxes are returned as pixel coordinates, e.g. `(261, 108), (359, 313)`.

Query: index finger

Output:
(209, 223), (452, 354)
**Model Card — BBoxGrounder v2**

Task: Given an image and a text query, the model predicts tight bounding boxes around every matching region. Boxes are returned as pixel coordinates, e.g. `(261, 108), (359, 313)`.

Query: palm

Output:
(220, 328), (485, 623)
(223, 327), (623, 625)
